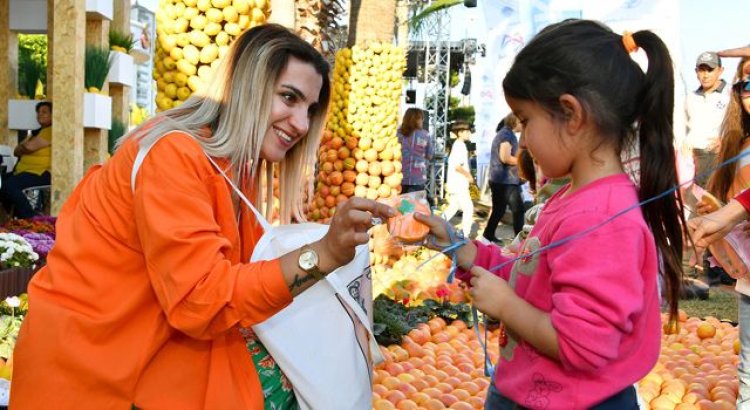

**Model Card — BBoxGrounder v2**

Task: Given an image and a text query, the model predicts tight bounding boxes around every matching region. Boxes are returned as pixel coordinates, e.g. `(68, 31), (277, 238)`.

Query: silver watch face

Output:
(299, 249), (318, 270)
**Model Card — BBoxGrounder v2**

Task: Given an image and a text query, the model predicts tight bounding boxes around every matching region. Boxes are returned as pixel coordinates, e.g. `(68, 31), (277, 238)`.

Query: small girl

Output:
(705, 56), (750, 405)
(416, 19), (687, 408)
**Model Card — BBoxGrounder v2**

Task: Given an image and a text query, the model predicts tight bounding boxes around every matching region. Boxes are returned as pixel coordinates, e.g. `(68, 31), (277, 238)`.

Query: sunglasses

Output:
(734, 81), (750, 98)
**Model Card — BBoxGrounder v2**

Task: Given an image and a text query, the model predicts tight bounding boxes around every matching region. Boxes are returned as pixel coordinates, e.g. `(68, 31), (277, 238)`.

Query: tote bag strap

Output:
(130, 132), (272, 232)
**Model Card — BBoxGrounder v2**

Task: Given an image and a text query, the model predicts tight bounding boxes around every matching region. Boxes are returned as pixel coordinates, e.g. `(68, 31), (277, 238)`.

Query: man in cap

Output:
(684, 51), (730, 187)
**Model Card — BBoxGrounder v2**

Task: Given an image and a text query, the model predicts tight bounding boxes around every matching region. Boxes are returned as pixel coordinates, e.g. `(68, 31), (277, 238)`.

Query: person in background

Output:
(684, 51), (730, 187)
(10, 24), (395, 409)
(416, 20), (687, 408)
(697, 57), (750, 406)
(0, 101), (52, 218)
(398, 108), (434, 196)
(483, 113), (524, 242)
(441, 120), (474, 239)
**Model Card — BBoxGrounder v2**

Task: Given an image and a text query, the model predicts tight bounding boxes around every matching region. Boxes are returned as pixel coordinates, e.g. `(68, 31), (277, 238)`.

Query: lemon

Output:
(222, 6), (239, 22)
(164, 83), (178, 99)
(233, 0), (250, 14)
(212, 0), (231, 7)
(176, 86), (191, 101)
(174, 72), (188, 87)
(189, 14), (207, 30)
(224, 22), (240, 36)
(215, 31), (230, 46)
(200, 44), (219, 64)
(169, 46), (183, 61)
(205, 8), (223, 23)
(187, 75), (204, 92)
(0, 365), (12, 381)
(182, 44), (200, 65)
(196, 0), (211, 12)
(189, 30), (210, 48)
(204, 22), (222, 36)
(176, 60), (197, 76)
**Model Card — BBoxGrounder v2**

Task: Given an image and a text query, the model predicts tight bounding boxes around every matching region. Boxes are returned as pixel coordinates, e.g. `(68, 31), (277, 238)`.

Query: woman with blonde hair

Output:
(11, 24), (393, 409)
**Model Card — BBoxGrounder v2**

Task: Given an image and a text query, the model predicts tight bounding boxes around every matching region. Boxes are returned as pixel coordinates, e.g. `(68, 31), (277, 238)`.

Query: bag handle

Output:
(130, 133), (271, 232)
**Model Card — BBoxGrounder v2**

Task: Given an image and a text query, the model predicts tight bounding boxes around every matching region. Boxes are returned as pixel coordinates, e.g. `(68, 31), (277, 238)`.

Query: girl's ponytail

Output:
(632, 30), (687, 321)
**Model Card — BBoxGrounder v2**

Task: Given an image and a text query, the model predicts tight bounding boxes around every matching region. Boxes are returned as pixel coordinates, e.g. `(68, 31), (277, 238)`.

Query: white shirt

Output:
(446, 139), (469, 193)
(684, 81), (730, 150)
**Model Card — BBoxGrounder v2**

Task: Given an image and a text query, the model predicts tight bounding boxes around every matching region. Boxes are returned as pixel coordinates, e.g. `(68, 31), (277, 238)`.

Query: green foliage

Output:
(373, 294), (473, 346)
(450, 70), (460, 88)
(17, 58), (42, 98)
(109, 28), (136, 53)
(408, 0), (462, 36)
(85, 45), (113, 90)
(449, 105), (475, 125)
(108, 118), (127, 154)
(18, 34), (48, 97)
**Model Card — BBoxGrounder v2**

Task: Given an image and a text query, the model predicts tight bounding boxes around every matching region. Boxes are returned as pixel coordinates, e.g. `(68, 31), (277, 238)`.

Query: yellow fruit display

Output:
(154, 0), (270, 111)
(307, 43), (406, 223)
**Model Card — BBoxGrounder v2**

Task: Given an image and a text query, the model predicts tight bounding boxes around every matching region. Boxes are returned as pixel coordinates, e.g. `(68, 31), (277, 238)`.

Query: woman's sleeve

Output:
(736, 189), (750, 212)
(132, 136), (292, 340)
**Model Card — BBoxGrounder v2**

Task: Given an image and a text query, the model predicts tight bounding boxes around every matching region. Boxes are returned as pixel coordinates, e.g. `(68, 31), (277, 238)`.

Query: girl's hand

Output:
(468, 266), (509, 319)
(319, 197), (395, 268)
(413, 212), (453, 248)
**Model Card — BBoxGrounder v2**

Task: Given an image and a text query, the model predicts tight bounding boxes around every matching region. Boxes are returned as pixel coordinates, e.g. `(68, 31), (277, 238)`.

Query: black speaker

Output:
(405, 50), (418, 77)
(464, 0), (477, 7)
(405, 89), (416, 104)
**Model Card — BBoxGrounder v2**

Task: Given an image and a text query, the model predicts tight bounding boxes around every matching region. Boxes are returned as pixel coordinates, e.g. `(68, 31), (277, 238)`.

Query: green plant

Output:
(372, 294), (472, 346)
(17, 58), (42, 98)
(18, 34), (47, 96)
(108, 118), (127, 154)
(85, 45), (113, 90)
(109, 28), (135, 53)
(449, 105), (475, 125)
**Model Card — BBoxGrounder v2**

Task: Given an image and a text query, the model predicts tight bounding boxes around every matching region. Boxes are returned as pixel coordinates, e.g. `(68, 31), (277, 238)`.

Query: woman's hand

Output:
(689, 199), (750, 250)
(318, 197), (396, 269)
(696, 196), (720, 215)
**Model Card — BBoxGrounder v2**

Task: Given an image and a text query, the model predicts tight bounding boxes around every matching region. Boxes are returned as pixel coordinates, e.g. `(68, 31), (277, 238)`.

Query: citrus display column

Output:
(83, 8), (110, 170)
(0, 0), (11, 146)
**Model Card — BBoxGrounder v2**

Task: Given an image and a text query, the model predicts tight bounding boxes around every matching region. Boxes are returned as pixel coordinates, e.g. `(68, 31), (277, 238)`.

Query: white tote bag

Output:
(132, 137), (381, 410)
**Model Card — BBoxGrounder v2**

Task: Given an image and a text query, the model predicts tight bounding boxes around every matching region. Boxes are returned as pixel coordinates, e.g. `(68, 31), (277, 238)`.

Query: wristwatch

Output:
(298, 244), (327, 280)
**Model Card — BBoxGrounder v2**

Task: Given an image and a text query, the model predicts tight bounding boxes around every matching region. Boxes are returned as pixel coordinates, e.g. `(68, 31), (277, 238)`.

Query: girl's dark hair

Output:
(503, 19), (687, 321)
(399, 108), (424, 136)
(708, 56), (750, 201)
(518, 148), (537, 191)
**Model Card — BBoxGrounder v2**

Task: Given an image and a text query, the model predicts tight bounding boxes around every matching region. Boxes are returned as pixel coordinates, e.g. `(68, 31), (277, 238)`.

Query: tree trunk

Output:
(347, 0), (396, 46)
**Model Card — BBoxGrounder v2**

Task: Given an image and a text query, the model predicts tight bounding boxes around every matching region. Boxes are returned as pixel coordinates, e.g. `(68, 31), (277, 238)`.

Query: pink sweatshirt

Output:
(460, 174), (661, 409)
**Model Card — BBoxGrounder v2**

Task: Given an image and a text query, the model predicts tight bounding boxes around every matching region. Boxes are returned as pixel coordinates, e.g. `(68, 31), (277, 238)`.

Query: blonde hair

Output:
(124, 24), (331, 224)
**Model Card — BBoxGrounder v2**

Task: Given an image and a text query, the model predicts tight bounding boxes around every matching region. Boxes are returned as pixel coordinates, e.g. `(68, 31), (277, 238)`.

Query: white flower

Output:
(4, 297), (19, 308)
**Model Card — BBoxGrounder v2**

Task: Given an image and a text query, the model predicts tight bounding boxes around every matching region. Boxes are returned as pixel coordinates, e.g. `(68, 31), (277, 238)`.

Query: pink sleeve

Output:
(736, 189), (750, 212)
(455, 240), (514, 283)
(547, 213), (651, 373)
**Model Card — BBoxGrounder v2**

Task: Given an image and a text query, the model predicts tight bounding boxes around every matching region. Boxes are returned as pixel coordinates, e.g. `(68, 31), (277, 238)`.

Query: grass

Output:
(84, 45), (112, 90)
(678, 285), (738, 323)
(109, 28), (135, 53)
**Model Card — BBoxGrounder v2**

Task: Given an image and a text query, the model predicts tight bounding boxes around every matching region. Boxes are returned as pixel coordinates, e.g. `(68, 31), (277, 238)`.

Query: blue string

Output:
(471, 307), (496, 378)
(483, 149), (750, 274)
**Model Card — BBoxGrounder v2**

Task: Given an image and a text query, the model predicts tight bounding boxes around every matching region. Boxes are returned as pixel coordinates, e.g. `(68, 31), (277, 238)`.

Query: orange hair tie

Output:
(622, 31), (638, 54)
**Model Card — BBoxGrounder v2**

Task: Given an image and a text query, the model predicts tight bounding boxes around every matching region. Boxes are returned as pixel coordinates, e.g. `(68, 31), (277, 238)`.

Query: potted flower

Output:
(108, 29), (136, 87)
(84, 45), (113, 129)
(0, 233), (40, 300)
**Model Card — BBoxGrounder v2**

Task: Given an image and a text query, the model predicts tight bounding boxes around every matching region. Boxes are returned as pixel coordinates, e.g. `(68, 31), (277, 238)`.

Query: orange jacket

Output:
(10, 132), (292, 409)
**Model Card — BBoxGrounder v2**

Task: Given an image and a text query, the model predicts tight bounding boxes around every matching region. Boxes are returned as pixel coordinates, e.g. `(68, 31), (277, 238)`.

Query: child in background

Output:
(703, 56), (750, 406)
(416, 19), (687, 408)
